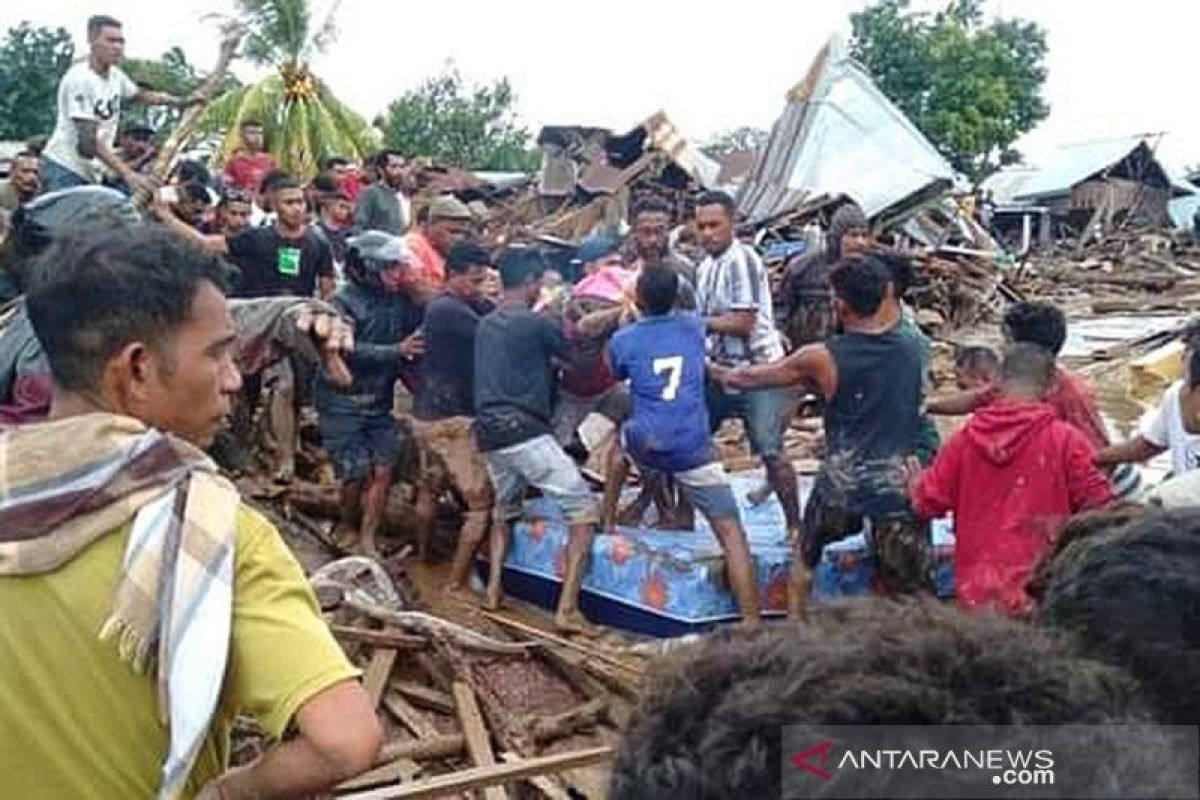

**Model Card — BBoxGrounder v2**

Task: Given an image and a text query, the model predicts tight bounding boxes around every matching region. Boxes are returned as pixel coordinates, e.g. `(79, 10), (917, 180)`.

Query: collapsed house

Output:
(982, 135), (1191, 250)
(736, 35), (960, 235)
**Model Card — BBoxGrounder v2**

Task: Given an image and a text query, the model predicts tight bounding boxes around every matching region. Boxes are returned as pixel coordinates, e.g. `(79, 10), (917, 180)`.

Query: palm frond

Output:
(307, 0), (342, 56)
(236, 0), (309, 64)
(315, 79), (379, 158)
(279, 98), (315, 177)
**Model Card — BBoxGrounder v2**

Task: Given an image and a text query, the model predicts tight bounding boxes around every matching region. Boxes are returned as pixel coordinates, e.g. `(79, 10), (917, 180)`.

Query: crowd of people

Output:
(1, 12), (1198, 800)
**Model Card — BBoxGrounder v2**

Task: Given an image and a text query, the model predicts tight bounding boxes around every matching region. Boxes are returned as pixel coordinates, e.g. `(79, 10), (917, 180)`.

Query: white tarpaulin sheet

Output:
(737, 35), (955, 223)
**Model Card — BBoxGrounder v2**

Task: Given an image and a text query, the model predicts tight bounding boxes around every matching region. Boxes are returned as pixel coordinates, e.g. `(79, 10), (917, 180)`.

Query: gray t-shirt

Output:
(44, 61), (138, 181)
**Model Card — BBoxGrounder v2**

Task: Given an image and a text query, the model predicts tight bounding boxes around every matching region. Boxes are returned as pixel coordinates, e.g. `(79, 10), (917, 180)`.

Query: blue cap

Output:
(571, 233), (620, 266)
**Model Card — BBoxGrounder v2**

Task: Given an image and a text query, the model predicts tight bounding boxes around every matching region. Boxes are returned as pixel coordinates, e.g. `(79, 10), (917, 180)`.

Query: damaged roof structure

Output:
(981, 135), (1190, 236)
(736, 36), (957, 231)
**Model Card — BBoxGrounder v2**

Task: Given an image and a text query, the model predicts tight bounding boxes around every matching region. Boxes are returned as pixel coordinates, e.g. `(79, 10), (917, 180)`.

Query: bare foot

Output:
(442, 584), (477, 606)
(483, 586), (505, 612)
(554, 610), (601, 637)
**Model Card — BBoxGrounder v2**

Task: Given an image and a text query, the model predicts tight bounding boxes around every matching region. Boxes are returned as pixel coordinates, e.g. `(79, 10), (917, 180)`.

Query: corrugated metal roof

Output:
(982, 135), (1170, 203)
(736, 35), (954, 222)
(1169, 180), (1200, 230)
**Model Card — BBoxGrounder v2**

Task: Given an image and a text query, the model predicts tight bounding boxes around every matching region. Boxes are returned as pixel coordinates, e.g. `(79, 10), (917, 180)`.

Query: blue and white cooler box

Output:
(486, 474), (954, 637)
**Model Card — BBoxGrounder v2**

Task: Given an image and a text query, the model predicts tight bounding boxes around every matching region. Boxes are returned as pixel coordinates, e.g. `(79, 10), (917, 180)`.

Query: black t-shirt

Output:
(416, 294), (490, 420)
(226, 225), (334, 298)
(473, 303), (568, 451)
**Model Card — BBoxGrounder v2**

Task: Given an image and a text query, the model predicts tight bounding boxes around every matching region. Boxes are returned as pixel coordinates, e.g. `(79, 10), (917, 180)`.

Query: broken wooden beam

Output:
(339, 758), (420, 792)
(331, 625), (428, 650)
(340, 746), (615, 800)
(389, 679), (455, 715)
(524, 697), (608, 745)
(453, 681), (508, 800)
(480, 611), (644, 676)
(382, 691), (440, 741)
(376, 734), (466, 764)
(363, 648), (398, 708)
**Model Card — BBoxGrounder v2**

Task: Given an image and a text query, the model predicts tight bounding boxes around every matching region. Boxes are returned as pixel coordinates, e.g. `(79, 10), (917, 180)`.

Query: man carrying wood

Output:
(0, 223), (382, 798)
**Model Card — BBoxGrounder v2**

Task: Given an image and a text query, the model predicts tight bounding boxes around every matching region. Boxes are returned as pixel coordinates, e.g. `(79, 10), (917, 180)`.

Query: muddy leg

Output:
(484, 517), (510, 611)
(709, 515), (761, 629)
(555, 522), (599, 636)
(359, 466), (392, 558)
(447, 508), (490, 597)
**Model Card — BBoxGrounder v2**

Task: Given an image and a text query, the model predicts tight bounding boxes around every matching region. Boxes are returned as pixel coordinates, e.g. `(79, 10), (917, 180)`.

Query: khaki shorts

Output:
(411, 416), (492, 510)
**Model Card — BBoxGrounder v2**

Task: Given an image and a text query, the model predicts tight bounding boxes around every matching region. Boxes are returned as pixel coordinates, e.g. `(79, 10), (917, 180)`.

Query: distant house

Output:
(982, 136), (1189, 241)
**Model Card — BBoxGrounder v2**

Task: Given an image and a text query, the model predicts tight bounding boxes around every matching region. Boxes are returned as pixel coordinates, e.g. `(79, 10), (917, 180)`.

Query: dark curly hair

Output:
(610, 599), (1159, 800)
(1036, 508), (1200, 725)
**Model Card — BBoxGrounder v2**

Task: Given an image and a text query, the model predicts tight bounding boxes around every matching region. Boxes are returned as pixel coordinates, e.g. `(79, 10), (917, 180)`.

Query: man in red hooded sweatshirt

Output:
(911, 343), (1113, 617)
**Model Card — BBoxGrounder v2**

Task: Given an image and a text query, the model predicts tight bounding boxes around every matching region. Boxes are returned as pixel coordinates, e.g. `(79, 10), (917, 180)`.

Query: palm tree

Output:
(202, 0), (377, 179)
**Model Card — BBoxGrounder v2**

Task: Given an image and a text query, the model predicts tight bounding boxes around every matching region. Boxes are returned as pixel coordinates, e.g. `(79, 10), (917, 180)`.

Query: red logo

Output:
(792, 741), (835, 781)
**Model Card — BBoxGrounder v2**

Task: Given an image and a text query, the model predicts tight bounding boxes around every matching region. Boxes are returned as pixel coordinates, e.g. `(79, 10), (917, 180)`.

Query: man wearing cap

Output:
(105, 122), (157, 193)
(405, 195), (473, 286)
(316, 231), (423, 556)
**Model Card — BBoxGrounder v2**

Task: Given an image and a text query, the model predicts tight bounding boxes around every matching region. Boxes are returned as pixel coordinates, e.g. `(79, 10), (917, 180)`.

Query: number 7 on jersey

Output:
(653, 356), (684, 401)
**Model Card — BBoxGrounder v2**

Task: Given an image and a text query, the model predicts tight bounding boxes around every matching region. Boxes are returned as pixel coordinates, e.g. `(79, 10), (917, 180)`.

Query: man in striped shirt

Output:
(693, 191), (801, 540)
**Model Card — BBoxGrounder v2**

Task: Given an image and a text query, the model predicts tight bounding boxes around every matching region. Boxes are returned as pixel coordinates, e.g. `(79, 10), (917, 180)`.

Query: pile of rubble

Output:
(235, 488), (645, 798)
(1015, 227), (1200, 313)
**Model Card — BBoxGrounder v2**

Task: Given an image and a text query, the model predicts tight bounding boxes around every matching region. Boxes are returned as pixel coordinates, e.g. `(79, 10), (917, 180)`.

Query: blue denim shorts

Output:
(318, 409), (399, 481)
(706, 381), (793, 457)
(485, 434), (599, 525)
(40, 159), (91, 192)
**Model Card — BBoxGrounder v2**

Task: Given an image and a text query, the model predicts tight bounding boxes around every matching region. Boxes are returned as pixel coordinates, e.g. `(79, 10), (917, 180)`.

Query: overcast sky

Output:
(3, 0), (1196, 172)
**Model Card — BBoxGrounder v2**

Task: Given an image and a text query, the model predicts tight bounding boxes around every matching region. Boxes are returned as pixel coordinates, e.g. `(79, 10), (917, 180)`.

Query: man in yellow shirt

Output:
(0, 223), (382, 798)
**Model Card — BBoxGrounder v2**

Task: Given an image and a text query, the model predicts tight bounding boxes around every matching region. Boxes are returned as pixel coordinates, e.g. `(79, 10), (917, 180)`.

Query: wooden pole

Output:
(339, 747), (614, 800)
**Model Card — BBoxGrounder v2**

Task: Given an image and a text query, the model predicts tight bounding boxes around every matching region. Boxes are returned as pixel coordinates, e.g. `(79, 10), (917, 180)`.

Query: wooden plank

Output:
(376, 734), (465, 764)
(452, 681), (508, 800)
(382, 691), (440, 741)
(338, 758), (420, 792)
(331, 625), (428, 650)
(479, 612), (643, 676)
(499, 753), (572, 800)
(339, 747), (615, 800)
(363, 648), (398, 707)
(389, 679), (455, 715)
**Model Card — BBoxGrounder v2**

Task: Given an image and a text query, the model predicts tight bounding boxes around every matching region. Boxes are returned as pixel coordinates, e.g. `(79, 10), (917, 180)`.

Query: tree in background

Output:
(378, 65), (538, 172)
(124, 47), (241, 135)
(201, 0), (376, 178)
(701, 127), (769, 161)
(0, 22), (74, 142)
(850, 0), (1049, 180)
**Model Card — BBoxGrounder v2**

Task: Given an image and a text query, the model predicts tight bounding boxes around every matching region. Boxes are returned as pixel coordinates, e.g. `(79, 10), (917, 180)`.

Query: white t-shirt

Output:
(695, 241), (784, 365)
(1139, 381), (1200, 476)
(44, 61), (139, 182)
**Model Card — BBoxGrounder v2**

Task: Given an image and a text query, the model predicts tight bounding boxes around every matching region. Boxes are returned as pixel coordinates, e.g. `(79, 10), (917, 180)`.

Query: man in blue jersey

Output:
(603, 267), (761, 627)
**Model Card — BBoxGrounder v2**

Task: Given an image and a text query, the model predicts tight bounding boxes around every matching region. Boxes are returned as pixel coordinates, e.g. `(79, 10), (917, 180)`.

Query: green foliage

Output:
(201, 0), (375, 178)
(850, 0), (1049, 180)
(378, 65), (538, 172)
(124, 47), (241, 135)
(702, 127), (769, 160)
(0, 22), (75, 141)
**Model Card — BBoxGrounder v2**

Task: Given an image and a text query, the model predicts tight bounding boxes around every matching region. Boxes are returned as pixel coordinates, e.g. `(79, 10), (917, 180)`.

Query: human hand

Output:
(176, 92), (206, 108)
(399, 331), (425, 360)
(295, 305), (355, 387)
